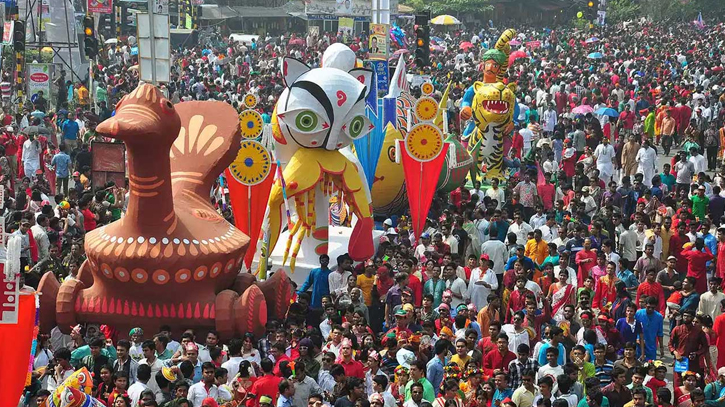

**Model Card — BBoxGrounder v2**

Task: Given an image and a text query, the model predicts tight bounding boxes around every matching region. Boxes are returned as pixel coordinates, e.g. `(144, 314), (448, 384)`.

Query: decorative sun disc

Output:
(414, 97), (438, 122)
(405, 123), (444, 162)
(229, 140), (272, 186)
(243, 93), (258, 108)
(420, 82), (434, 96)
(239, 109), (264, 139)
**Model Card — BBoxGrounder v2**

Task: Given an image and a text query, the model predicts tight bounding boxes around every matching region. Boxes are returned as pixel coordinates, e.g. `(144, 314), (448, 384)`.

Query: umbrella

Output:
(288, 38), (304, 46)
(431, 15), (461, 25)
(105, 38), (118, 45)
(585, 37), (600, 44)
(459, 41), (474, 50)
(572, 105), (594, 114)
(595, 107), (619, 118)
(431, 45), (446, 52)
(392, 49), (409, 58)
(431, 36), (444, 43)
(23, 125), (51, 136)
(588, 52), (604, 59)
(509, 39), (521, 46)
(508, 50), (527, 65)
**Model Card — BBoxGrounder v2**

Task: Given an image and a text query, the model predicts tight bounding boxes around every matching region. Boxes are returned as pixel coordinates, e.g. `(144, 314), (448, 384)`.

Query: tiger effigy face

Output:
(471, 81), (516, 128)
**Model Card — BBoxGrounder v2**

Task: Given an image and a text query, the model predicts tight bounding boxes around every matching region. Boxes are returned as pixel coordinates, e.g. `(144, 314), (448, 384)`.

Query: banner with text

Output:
(371, 59), (389, 93)
(338, 17), (354, 37)
(88, 0), (112, 13)
(368, 23), (388, 60)
(26, 63), (51, 98)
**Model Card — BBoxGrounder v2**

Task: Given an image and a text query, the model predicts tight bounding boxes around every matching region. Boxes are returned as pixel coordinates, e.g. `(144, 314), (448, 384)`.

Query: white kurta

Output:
(467, 267), (499, 310)
(593, 144), (616, 182)
(22, 139), (41, 177)
(635, 146), (657, 187)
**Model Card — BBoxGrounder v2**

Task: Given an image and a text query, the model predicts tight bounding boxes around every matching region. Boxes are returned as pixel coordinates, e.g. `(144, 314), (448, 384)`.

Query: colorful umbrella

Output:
(287, 38), (304, 46)
(587, 52), (604, 59)
(509, 39), (521, 46)
(431, 44), (446, 53)
(585, 37), (600, 43)
(508, 50), (527, 65)
(392, 48), (409, 58)
(459, 41), (474, 50)
(431, 14), (461, 25)
(572, 105), (594, 114)
(595, 107), (619, 118)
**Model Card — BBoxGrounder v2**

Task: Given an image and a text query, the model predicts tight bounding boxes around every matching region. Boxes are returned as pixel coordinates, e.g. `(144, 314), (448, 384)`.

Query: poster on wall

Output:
(26, 63), (51, 98)
(338, 17), (354, 37)
(336, 0), (353, 14)
(368, 23), (388, 60)
(371, 59), (389, 93)
(2, 21), (13, 45)
(88, 0), (112, 13)
(154, 0), (168, 14)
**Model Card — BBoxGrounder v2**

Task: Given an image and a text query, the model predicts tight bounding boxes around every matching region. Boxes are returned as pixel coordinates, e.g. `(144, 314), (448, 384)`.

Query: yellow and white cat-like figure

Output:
(268, 45), (375, 270)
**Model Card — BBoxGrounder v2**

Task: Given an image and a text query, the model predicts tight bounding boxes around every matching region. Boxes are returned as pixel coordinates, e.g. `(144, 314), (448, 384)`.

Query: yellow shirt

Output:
(450, 354), (471, 370)
(512, 385), (537, 407)
(77, 86), (89, 105)
(356, 274), (375, 306)
(525, 239), (548, 265)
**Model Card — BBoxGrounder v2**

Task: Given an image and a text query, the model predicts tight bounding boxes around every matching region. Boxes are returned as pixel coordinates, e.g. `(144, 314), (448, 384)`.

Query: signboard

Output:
(88, 0), (112, 13)
(154, 0), (168, 14)
(307, 14), (368, 21)
(526, 40), (541, 49)
(0, 262), (19, 324)
(305, 0), (371, 16)
(185, 14), (192, 29)
(2, 21), (13, 45)
(371, 59), (389, 93)
(597, 10), (606, 26)
(368, 23), (388, 60)
(39, 0), (50, 31)
(26, 63), (51, 98)
(338, 17), (354, 37)
(137, 12), (171, 83)
(410, 74), (430, 90)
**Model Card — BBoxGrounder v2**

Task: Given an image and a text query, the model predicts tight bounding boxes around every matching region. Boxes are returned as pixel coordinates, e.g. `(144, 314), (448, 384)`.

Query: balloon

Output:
(577, 11), (583, 18)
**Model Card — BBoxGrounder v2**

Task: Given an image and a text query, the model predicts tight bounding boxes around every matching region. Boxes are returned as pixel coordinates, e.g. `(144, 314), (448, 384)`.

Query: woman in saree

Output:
(548, 268), (576, 321)
(391, 366), (410, 405)
(674, 371), (699, 407)
(561, 139), (577, 178)
(577, 146), (597, 178)
(610, 281), (632, 322)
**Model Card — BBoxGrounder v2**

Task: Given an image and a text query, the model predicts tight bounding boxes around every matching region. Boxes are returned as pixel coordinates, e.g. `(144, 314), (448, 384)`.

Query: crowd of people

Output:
(4, 8), (725, 407)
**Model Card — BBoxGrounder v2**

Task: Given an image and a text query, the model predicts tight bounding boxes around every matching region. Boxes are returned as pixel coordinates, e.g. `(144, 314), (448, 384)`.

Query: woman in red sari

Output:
(548, 268), (576, 321)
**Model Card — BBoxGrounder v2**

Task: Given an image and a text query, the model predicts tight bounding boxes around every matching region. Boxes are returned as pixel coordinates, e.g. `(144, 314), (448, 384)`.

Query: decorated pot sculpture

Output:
(38, 83), (292, 339)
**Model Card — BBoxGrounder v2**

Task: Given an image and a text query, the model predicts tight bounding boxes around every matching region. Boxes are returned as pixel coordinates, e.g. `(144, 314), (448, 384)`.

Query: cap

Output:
(259, 396), (273, 405)
(395, 308), (408, 317)
(421, 232), (431, 239)
(35, 169), (44, 175)
(582, 186), (590, 193)
(161, 366), (177, 381)
(202, 398), (219, 407)
(383, 218), (393, 226)
(401, 287), (413, 296)
(370, 393), (384, 405)
(386, 228), (398, 235)
(456, 303), (468, 311)
(719, 367), (725, 377)
(59, 201), (70, 210)
(667, 255), (677, 261)
(698, 185), (706, 190)
(73, 171), (80, 177)
(402, 303), (415, 314)
(440, 326), (453, 337)
(129, 327), (143, 336)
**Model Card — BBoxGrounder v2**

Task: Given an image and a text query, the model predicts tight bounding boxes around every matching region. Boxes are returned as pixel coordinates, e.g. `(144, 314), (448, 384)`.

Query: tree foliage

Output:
(402, 0), (493, 16)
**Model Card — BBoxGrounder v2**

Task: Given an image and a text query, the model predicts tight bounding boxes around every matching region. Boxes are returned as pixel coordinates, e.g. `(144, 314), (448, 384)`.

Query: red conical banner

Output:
(225, 162), (277, 269)
(399, 140), (449, 239)
(0, 291), (37, 406)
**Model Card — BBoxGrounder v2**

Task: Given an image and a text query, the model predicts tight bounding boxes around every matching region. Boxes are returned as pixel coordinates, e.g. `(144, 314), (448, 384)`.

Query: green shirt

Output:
(691, 194), (709, 219)
(704, 381), (725, 407)
(404, 377), (436, 402)
(577, 396), (610, 407)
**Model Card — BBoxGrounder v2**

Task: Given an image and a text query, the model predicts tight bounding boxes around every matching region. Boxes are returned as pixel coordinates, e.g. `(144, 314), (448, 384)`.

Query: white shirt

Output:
(446, 277), (468, 309)
(480, 239), (507, 275)
(538, 224), (558, 242)
(188, 382), (232, 407)
(529, 213), (546, 229)
(30, 224), (50, 260)
(127, 382), (148, 407)
(22, 139), (41, 166)
(502, 324), (531, 353)
(467, 268), (499, 310)
(222, 356), (244, 384)
(689, 154), (707, 174)
(508, 222), (534, 246)
(445, 234), (459, 254)
(328, 269), (352, 297)
(486, 187), (505, 209)
(47, 368), (74, 392)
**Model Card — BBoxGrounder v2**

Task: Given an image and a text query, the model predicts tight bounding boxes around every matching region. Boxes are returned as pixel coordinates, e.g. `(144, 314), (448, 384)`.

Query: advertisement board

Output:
(88, 0), (112, 13)
(368, 23), (388, 60)
(371, 59), (389, 93)
(26, 63), (51, 99)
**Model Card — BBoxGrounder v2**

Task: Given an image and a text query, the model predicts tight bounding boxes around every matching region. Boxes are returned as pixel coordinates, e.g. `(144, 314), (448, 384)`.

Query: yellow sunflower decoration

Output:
(413, 97), (438, 122)
(243, 93), (258, 108)
(229, 140), (272, 186)
(405, 123), (444, 162)
(239, 109), (264, 139)
(420, 82), (435, 96)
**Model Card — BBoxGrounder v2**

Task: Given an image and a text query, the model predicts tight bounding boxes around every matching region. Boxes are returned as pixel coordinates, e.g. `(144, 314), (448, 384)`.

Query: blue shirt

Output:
(51, 152), (72, 178)
(615, 317), (642, 344)
(537, 342), (566, 366)
(297, 267), (332, 309)
(617, 269), (639, 288)
(62, 119), (80, 141)
(426, 356), (445, 391)
(493, 388), (513, 405)
(634, 309), (663, 360)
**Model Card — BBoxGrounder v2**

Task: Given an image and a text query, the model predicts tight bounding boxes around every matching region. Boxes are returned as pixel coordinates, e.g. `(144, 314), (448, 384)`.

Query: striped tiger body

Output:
(467, 81), (517, 180)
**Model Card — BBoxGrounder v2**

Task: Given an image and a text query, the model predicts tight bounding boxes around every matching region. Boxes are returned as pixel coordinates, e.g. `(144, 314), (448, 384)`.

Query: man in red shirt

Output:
(482, 333), (516, 377)
(669, 222), (690, 273)
(681, 237), (714, 294)
(270, 342), (291, 376)
(250, 358), (283, 405)
(0, 127), (18, 179)
(635, 268), (665, 315)
(337, 338), (364, 378)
